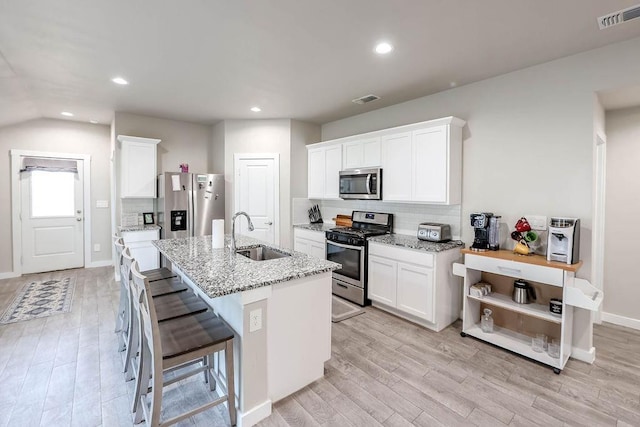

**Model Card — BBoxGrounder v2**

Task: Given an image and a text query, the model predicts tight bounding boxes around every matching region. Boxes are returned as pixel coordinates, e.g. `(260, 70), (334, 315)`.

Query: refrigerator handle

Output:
(188, 177), (195, 237)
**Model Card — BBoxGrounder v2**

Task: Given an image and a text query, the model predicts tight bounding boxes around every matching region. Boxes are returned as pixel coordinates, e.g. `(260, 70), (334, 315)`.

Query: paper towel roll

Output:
(171, 175), (181, 191)
(212, 219), (225, 249)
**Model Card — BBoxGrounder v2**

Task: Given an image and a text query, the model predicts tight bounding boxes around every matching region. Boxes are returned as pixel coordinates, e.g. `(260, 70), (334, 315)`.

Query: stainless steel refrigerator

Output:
(157, 172), (225, 240)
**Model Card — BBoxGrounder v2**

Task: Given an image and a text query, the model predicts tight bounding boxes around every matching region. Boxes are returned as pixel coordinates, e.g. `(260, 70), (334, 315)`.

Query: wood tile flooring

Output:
(0, 267), (639, 426)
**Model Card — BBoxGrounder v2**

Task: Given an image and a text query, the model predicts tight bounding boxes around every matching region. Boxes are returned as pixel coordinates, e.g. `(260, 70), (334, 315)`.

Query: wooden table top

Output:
(460, 248), (583, 272)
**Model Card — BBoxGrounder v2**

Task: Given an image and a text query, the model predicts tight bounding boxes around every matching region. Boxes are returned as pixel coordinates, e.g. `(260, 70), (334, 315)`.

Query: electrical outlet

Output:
(525, 215), (547, 231)
(96, 200), (109, 208)
(249, 309), (262, 332)
(94, 243), (101, 252)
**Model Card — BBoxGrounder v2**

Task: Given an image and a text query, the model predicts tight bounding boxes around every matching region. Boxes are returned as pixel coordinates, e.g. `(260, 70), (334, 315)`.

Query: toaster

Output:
(417, 222), (452, 242)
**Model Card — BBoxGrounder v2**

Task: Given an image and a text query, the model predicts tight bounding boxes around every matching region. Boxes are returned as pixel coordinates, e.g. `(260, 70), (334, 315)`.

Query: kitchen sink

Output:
(236, 245), (291, 261)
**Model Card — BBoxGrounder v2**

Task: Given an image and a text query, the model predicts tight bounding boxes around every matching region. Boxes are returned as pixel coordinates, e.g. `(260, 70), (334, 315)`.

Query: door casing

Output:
(233, 153), (280, 245)
(10, 149), (92, 277)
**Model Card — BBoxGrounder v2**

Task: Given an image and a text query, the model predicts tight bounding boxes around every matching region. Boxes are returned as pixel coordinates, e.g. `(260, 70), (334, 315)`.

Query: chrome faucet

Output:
(230, 211), (255, 252)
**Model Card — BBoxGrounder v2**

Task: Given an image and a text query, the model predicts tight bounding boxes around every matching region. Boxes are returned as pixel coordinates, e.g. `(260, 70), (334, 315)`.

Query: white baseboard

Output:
(238, 399), (272, 427)
(0, 271), (20, 280)
(601, 311), (640, 331)
(571, 346), (596, 364)
(86, 260), (113, 268)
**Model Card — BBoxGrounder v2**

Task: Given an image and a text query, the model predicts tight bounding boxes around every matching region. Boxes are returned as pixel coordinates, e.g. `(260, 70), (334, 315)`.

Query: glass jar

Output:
(481, 308), (494, 333)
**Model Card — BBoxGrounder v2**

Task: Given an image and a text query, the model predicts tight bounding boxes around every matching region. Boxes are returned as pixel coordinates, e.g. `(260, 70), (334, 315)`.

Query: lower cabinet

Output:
(293, 228), (326, 259)
(121, 229), (160, 272)
(368, 242), (460, 331)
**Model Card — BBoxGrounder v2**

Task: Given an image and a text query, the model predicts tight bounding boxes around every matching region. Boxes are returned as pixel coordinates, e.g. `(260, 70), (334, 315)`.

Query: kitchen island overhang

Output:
(153, 235), (340, 427)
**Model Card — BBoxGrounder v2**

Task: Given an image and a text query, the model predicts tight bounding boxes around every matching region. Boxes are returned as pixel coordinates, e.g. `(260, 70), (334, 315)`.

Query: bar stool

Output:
(114, 239), (190, 353)
(130, 260), (236, 427)
(117, 246), (209, 380)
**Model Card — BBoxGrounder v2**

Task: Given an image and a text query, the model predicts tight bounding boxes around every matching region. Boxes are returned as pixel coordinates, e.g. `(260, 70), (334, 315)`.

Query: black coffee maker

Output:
(470, 212), (493, 252)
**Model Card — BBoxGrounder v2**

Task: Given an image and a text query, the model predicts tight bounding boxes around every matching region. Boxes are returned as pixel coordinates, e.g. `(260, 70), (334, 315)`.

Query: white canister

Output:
(212, 219), (225, 249)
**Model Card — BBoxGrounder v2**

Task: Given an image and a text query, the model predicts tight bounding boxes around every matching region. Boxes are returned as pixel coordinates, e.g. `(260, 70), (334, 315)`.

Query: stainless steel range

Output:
(326, 211), (393, 306)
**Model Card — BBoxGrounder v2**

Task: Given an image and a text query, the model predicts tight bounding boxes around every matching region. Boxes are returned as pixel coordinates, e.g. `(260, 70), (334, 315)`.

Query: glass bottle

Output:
(481, 308), (494, 333)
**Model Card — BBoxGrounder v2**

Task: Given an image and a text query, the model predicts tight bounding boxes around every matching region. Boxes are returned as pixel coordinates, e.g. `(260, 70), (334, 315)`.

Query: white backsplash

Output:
(121, 199), (155, 225)
(312, 199), (462, 238)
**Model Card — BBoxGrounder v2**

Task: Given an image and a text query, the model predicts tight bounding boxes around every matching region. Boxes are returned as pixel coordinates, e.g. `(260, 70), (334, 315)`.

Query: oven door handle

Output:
(326, 241), (363, 251)
(366, 174), (372, 194)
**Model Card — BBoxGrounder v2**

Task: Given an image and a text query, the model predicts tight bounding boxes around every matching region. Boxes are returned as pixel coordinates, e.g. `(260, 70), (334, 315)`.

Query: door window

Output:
(30, 171), (76, 217)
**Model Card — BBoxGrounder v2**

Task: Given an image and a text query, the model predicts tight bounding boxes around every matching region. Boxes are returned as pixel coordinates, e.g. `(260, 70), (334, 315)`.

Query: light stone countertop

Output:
(153, 235), (340, 299)
(293, 223), (335, 233)
(119, 224), (161, 233)
(369, 234), (465, 253)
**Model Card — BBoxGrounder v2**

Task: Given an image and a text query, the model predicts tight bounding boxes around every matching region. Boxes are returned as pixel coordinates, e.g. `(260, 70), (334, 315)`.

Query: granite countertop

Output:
(293, 223), (335, 233)
(153, 235), (340, 299)
(119, 224), (161, 232)
(369, 234), (465, 253)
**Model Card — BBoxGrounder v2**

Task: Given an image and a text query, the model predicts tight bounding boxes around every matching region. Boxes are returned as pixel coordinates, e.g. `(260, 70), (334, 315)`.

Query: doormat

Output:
(332, 295), (364, 323)
(0, 277), (76, 324)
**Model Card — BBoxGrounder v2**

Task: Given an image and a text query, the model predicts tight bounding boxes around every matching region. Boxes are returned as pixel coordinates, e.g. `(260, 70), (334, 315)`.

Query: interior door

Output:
(235, 156), (277, 244)
(21, 160), (84, 274)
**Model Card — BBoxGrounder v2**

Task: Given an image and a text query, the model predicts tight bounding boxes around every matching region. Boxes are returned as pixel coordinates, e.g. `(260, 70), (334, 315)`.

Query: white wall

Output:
(0, 118), (111, 274)
(322, 36), (640, 284)
(224, 119), (292, 246)
(209, 121), (225, 173)
(603, 106), (640, 327)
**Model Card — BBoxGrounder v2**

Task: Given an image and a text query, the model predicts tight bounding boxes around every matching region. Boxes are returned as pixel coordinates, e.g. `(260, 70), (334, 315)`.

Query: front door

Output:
(20, 160), (84, 273)
(235, 155), (278, 244)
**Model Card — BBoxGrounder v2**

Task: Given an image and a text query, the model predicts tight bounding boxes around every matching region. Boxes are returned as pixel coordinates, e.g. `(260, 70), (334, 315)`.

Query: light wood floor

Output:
(0, 267), (639, 426)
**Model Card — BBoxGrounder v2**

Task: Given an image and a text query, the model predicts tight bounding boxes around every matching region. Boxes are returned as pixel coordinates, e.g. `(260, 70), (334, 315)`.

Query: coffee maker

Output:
(470, 213), (499, 252)
(547, 217), (580, 264)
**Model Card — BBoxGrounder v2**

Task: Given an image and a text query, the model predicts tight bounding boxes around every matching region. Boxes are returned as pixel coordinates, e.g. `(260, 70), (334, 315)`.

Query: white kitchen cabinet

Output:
(368, 241), (460, 331)
(293, 228), (326, 259)
(381, 118), (464, 204)
(381, 132), (412, 201)
(397, 262), (434, 321)
(121, 229), (160, 271)
(118, 135), (161, 198)
(454, 249), (603, 374)
(343, 136), (381, 169)
(307, 144), (342, 200)
(368, 254), (397, 306)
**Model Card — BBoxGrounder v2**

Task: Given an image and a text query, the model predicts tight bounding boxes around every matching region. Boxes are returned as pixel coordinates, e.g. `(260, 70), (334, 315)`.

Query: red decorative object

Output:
(515, 217), (531, 232)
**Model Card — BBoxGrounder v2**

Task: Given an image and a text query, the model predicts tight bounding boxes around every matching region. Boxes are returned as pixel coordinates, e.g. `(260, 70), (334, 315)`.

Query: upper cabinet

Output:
(307, 144), (342, 199)
(307, 116), (465, 203)
(382, 118), (464, 205)
(118, 135), (161, 198)
(343, 136), (381, 169)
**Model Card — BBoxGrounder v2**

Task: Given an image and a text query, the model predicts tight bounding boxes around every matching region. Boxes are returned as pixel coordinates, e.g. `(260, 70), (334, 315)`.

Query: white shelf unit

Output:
(455, 250), (602, 374)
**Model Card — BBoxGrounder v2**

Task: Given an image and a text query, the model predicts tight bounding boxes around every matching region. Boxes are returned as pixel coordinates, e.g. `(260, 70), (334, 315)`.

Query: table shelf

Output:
(467, 292), (561, 324)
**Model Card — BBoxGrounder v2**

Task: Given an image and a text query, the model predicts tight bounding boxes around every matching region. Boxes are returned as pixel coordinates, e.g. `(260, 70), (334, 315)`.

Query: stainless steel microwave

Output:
(339, 168), (382, 200)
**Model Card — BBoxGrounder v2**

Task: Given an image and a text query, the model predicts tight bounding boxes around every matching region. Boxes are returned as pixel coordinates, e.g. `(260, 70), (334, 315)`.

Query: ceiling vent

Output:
(598, 4), (640, 29)
(352, 94), (380, 105)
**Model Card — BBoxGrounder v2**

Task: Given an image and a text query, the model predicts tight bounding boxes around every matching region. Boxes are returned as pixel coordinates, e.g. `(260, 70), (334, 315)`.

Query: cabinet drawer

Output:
(465, 254), (563, 287)
(369, 242), (433, 268)
(122, 229), (159, 244)
(294, 228), (325, 244)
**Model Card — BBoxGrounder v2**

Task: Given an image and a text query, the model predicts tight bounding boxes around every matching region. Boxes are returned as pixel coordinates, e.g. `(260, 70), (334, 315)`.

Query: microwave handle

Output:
(366, 174), (372, 194)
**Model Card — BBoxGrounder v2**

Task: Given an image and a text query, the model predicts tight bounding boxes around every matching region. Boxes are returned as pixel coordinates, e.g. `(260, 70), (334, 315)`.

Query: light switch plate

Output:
(96, 200), (109, 208)
(525, 215), (547, 231)
(94, 243), (101, 252)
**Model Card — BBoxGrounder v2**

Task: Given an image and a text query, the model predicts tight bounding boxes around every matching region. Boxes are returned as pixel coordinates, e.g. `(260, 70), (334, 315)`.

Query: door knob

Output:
(76, 218), (82, 222)
(77, 210), (82, 214)
(266, 221), (273, 225)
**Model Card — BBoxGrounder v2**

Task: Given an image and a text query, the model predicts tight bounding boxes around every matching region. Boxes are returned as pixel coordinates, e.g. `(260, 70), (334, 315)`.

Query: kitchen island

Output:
(153, 235), (340, 427)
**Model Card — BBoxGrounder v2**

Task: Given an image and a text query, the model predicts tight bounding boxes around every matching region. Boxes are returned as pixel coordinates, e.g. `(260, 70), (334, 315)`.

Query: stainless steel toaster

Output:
(417, 222), (452, 242)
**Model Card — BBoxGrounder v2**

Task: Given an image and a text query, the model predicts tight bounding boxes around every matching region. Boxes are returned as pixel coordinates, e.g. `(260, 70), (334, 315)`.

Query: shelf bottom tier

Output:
(464, 324), (568, 370)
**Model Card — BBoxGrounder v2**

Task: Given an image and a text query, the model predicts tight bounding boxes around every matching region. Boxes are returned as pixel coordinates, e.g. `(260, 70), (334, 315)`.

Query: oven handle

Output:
(326, 240), (363, 251)
(366, 174), (372, 194)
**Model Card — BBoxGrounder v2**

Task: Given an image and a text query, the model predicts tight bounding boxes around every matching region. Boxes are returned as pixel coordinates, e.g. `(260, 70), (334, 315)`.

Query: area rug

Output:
(0, 277), (76, 324)
(332, 295), (364, 323)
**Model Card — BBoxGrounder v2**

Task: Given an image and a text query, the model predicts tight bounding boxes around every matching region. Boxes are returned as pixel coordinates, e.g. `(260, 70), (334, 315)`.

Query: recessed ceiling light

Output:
(250, 106), (261, 112)
(90, 120), (99, 124)
(111, 77), (129, 85)
(374, 42), (393, 55)
(61, 111), (74, 117)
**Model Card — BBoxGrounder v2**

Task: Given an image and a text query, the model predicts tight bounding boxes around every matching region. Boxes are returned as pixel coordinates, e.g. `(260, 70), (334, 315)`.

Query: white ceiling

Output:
(1, 1), (640, 127)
